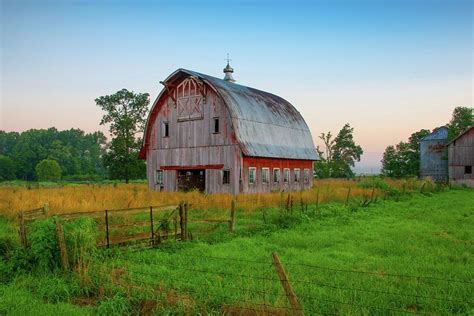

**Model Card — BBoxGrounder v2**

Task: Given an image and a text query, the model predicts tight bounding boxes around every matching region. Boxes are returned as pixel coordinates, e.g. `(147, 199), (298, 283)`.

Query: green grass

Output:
(0, 189), (473, 315)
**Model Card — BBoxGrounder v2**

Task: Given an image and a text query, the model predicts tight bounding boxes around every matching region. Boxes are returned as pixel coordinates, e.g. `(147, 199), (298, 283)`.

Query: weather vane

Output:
(225, 53), (232, 64)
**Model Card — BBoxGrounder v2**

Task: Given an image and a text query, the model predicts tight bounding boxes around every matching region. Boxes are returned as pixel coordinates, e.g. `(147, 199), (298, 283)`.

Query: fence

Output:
(104, 252), (473, 315)
(16, 200), (237, 249)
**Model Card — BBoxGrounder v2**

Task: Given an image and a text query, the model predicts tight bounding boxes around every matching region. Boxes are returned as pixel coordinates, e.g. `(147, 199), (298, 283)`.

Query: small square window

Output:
(273, 168), (280, 183)
(465, 166), (472, 174)
(283, 168), (290, 183)
(222, 170), (230, 184)
(213, 117), (220, 133)
(294, 169), (300, 183)
(262, 168), (269, 184)
(303, 169), (310, 183)
(249, 167), (256, 184)
(155, 170), (163, 185)
(163, 122), (169, 137)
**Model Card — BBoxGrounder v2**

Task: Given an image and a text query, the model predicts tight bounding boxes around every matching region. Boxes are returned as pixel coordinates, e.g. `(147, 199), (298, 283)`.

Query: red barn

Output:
(140, 64), (319, 194)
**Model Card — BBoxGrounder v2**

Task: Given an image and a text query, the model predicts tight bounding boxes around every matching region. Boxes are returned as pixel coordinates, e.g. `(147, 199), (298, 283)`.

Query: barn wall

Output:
(448, 128), (474, 187)
(241, 157), (313, 193)
(146, 81), (242, 194)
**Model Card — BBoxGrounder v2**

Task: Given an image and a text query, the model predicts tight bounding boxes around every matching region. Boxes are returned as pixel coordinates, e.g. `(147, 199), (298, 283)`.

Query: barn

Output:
(139, 64), (319, 194)
(446, 126), (474, 187)
(419, 126), (448, 181)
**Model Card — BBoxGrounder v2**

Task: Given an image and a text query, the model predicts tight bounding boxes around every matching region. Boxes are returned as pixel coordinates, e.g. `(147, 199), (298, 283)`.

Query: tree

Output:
(314, 123), (363, 178)
(0, 155), (16, 181)
(95, 89), (149, 183)
(35, 159), (62, 181)
(381, 129), (430, 177)
(448, 106), (473, 140)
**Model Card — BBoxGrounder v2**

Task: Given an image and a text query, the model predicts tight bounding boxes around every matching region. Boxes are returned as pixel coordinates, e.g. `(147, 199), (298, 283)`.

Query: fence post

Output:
(229, 199), (236, 232)
(149, 206), (155, 247)
(179, 202), (184, 240)
(18, 211), (27, 248)
(55, 218), (69, 271)
(300, 194), (304, 213)
(43, 203), (49, 218)
(316, 188), (320, 211)
(184, 202), (188, 240)
(345, 187), (351, 205)
(174, 211), (178, 239)
(370, 186), (375, 202)
(271, 252), (304, 315)
(105, 209), (110, 248)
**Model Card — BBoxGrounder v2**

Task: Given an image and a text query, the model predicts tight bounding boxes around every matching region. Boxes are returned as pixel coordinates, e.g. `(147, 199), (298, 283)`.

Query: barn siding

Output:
(448, 128), (474, 187)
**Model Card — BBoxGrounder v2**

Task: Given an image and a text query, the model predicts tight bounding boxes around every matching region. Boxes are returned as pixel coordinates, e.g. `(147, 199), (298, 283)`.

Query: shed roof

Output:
(446, 126), (474, 146)
(421, 126), (448, 141)
(141, 69), (319, 160)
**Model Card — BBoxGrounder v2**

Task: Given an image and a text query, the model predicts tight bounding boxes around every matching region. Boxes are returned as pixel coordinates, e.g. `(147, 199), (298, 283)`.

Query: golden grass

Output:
(0, 178), (426, 218)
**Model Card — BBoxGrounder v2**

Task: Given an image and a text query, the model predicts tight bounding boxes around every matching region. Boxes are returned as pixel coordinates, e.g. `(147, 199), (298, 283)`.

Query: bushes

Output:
(358, 177), (390, 190)
(35, 159), (62, 182)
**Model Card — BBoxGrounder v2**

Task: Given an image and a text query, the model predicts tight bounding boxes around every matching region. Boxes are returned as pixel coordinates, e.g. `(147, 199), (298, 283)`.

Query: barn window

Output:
(163, 122), (169, 137)
(249, 167), (257, 184)
(303, 169), (310, 183)
(273, 168), (280, 183)
(222, 170), (230, 184)
(465, 166), (472, 174)
(155, 170), (163, 185)
(294, 169), (300, 183)
(213, 117), (220, 133)
(283, 168), (290, 183)
(262, 168), (270, 184)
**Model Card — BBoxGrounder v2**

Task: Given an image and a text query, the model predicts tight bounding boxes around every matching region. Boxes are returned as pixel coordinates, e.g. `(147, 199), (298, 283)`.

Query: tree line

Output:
(381, 106), (473, 177)
(0, 89), (149, 182)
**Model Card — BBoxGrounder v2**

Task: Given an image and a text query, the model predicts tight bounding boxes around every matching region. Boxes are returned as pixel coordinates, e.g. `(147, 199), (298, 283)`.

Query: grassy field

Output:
(0, 183), (472, 315)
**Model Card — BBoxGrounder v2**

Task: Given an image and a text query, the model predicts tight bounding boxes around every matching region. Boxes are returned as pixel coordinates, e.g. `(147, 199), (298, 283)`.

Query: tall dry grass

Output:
(0, 178), (427, 218)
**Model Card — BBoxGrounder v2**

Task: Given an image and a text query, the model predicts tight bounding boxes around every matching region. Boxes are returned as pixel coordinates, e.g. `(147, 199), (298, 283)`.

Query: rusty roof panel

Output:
(421, 126), (448, 141)
(182, 69), (319, 160)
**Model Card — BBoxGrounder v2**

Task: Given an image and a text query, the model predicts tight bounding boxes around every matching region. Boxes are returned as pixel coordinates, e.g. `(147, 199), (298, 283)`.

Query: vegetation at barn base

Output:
(0, 183), (472, 315)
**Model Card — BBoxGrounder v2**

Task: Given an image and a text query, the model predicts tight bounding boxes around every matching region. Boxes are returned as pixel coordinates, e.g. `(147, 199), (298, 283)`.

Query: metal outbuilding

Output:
(420, 126), (448, 181)
(140, 64), (319, 194)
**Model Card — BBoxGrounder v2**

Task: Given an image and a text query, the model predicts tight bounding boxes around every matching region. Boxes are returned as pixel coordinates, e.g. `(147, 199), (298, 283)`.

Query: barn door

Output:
(177, 170), (205, 192)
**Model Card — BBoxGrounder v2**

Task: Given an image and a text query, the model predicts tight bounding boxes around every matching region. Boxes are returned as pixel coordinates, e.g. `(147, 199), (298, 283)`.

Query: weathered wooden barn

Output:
(419, 126), (448, 181)
(446, 126), (474, 187)
(140, 64), (319, 194)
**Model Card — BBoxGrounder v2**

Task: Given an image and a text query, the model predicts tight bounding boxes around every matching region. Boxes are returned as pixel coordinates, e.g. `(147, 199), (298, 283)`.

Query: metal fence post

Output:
(150, 206), (155, 247)
(105, 209), (110, 248)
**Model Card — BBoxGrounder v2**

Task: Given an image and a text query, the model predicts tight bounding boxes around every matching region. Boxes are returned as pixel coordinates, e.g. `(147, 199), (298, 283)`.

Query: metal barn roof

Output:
(142, 69), (319, 160)
(421, 126), (448, 141)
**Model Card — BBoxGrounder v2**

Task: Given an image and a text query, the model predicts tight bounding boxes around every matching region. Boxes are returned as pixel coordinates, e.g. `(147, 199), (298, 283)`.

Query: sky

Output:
(1, 0), (472, 173)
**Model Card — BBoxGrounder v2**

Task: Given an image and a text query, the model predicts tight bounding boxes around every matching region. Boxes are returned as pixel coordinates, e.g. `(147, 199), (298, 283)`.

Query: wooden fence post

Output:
(179, 202), (185, 240)
(149, 206), (155, 247)
(55, 219), (69, 271)
(105, 210), (110, 248)
(184, 202), (188, 240)
(316, 188), (320, 211)
(174, 212), (178, 239)
(370, 186), (375, 202)
(271, 252), (304, 315)
(43, 203), (49, 218)
(229, 199), (236, 232)
(18, 211), (27, 248)
(345, 187), (351, 205)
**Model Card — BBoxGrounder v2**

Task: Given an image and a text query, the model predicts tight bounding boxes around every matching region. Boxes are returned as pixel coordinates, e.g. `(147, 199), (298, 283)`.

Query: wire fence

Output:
(103, 251), (473, 315)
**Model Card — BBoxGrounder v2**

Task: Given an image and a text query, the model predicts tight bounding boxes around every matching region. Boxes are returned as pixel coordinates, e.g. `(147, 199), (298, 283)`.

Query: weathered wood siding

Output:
(146, 79), (242, 194)
(241, 157), (313, 193)
(448, 128), (474, 187)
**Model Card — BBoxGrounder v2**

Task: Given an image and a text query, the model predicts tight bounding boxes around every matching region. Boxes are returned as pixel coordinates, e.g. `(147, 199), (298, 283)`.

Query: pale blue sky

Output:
(1, 0), (472, 173)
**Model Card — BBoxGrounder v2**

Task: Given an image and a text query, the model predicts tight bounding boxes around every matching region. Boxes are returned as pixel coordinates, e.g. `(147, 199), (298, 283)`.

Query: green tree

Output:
(381, 129), (430, 177)
(447, 106), (473, 140)
(0, 155), (16, 181)
(35, 159), (62, 181)
(314, 123), (363, 178)
(95, 89), (149, 183)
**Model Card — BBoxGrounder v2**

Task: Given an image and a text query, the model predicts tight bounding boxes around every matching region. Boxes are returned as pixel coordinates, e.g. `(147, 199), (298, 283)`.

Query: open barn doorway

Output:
(177, 169), (205, 192)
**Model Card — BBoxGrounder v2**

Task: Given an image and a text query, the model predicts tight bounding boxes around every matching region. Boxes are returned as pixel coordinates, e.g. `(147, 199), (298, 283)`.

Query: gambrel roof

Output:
(141, 69), (319, 161)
